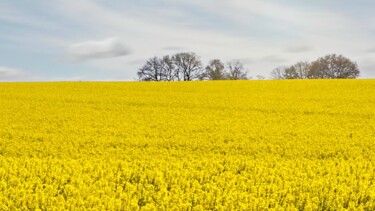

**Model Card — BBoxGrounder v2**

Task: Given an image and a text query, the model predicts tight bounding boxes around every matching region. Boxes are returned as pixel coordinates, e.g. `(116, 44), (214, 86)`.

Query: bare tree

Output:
(226, 60), (248, 80)
(271, 65), (303, 79)
(271, 54), (359, 80)
(293, 61), (311, 79)
(283, 66), (300, 79)
(172, 52), (203, 81)
(274, 63), (310, 79)
(137, 57), (163, 81)
(271, 66), (286, 79)
(137, 55), (177, 81)
(309, 54), (360, 79)
(203, 59), (227, 80)
(271, 65), (302, 79)
(160, 55), (175, 81)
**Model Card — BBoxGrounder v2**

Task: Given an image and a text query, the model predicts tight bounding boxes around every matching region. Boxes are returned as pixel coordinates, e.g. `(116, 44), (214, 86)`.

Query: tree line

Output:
(271, 54), (360, 79)
(137, 52), (248, 81)
(138, 52), (360, 81)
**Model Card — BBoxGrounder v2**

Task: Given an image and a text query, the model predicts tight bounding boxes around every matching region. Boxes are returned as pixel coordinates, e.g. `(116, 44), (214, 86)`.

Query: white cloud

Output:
(0, 67), (37, 81)
(62, 37), (132, 62)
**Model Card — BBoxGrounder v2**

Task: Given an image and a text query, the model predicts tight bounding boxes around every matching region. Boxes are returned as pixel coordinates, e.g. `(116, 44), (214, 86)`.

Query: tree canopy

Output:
(138, 53), (248, 81)
(271, 54), (360, 79)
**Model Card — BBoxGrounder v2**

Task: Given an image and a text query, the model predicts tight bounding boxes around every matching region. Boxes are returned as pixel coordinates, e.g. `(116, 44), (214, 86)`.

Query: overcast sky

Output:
(1, 0), (375, 81)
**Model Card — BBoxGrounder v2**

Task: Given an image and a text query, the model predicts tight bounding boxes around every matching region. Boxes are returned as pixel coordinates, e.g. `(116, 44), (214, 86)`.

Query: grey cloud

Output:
(260, 55), (288, 63)
(358, 60), (375, 78)
(0, 67), (35, 81)
(161, 46), (185, 51)
(286, 46), (313, 53)
(239, 57), (254, 64)
(366, 47), (375, 53)
(128, 58), (146, 65)
(63, 37), (132, 62)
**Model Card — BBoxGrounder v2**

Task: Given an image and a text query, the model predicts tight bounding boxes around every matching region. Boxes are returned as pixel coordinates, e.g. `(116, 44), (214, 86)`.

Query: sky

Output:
(1, 0), (375, 81)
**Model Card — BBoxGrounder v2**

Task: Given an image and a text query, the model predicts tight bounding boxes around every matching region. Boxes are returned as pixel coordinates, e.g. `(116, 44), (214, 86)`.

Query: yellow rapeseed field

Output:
(0, 80), (375, 210)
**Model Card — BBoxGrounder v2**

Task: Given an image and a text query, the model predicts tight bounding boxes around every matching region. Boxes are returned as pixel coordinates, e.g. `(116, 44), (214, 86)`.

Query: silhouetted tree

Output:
(173, 52), (203, 81)
(160, 55), (175, 81)
(137, 56), (177, 81)
(138, 53), (255, 81)
(137, 57), (163, 81)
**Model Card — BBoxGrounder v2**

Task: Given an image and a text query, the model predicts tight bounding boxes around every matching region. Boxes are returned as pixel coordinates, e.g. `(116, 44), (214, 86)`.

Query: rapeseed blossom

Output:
(0, 80), (374, 210)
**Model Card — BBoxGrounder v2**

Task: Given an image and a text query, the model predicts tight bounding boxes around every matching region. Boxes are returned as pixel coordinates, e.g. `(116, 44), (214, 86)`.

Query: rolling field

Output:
(0, 80), (375, 210)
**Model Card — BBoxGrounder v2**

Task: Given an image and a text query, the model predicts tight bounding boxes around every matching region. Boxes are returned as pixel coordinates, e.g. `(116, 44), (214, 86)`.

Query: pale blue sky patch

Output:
(0, 0), (374, 80)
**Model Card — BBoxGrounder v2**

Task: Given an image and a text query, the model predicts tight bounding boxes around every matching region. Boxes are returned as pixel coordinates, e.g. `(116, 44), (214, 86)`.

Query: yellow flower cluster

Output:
(0, 80), (374, 210)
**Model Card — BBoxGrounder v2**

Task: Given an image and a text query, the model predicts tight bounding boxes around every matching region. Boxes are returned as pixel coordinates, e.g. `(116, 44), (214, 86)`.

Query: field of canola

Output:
(0, 80), (375, 210)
